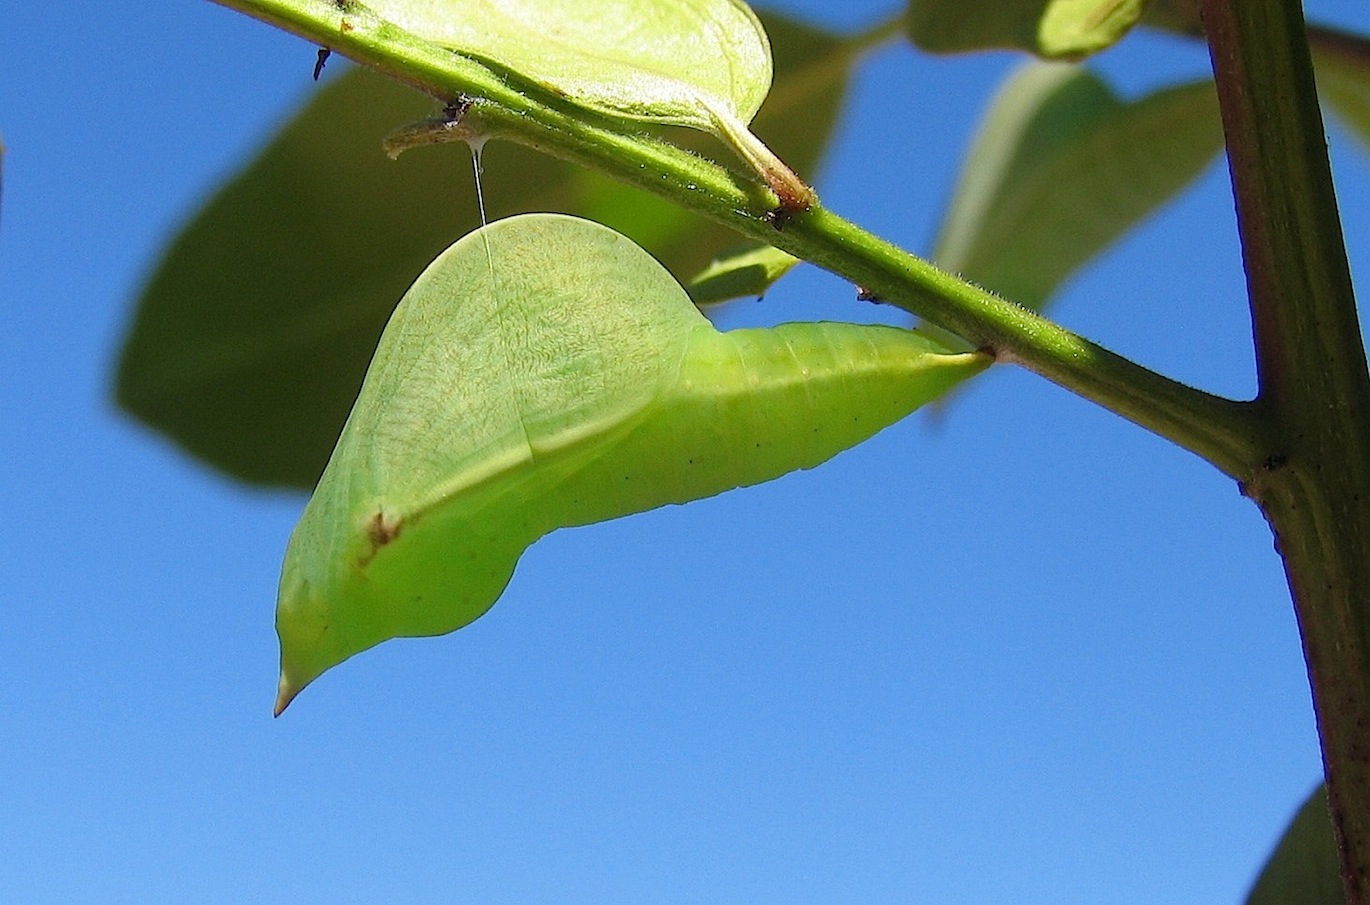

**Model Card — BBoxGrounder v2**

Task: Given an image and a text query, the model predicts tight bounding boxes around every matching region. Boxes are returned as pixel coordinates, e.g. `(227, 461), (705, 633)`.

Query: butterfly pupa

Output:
(275, 213), (988, 712)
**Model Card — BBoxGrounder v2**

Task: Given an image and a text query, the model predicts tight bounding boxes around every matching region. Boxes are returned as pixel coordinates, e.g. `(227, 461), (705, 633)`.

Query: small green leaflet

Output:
(905, 0), (1147, 58)
(687, 243), (799, 305)
(363, 0), (812, 206)
(1037, 0), (1145, 59)
(1245, 785), (1342, 905)
(275, 214), (987, 712)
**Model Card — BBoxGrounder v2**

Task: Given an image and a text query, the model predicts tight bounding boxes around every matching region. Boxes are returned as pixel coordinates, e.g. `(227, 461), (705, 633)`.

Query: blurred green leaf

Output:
(905, 0), (1157, 58)
(116, 11), (854, 489)
(1246, 785), (1343, 905)
(906, 0), (1050, 55)
(1138, 0), (1203, 37)
(932, 62), (1223, 312)
(687, 244), (799, 305)
(907, 0), (1139, 58)
(117, 70), (467, 488)
(1038, 0), (1145, 59)
(1313, 27), (1370, 155)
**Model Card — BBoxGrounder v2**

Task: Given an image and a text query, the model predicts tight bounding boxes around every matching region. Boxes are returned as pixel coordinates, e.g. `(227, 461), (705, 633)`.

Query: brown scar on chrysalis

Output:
(364, 510), (403, 562)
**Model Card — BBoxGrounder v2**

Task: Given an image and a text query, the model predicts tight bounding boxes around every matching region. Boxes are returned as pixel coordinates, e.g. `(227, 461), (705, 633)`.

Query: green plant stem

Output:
(213, 0), (1264, 480)
(1202, 0), (1370, 902)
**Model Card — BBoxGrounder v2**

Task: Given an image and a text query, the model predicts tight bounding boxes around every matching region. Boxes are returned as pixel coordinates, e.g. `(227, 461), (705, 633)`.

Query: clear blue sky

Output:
(2, 2), (1368, 902)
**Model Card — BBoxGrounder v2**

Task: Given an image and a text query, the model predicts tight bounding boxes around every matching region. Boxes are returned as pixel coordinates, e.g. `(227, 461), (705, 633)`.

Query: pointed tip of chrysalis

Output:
(273, 558), (336, 717)
(274, 674), (299, 718)
(273, 619), (339, 717)
(274, 663), (316, 717)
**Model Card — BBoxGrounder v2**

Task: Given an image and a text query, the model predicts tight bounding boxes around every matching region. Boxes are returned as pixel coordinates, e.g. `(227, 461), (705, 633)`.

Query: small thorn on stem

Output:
(313, 47), (331, 81)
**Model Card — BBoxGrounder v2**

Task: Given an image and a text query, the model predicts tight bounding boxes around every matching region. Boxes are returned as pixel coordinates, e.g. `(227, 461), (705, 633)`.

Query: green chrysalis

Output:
(275, 213), (987, 712)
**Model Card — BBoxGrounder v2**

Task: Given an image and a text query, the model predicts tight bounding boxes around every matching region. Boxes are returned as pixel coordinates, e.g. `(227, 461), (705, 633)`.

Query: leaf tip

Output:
(1037, 0), (1147, 59)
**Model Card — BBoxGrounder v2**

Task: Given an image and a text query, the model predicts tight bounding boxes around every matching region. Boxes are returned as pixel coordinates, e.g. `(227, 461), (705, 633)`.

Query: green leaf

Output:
(686, 243), (799, 305)
(1245, 785), (1343, 905)
(906, 0), (1046, 55)
(905, 0), (1142, 58)
(1138, 0), (1203, 38)
(932, 62), (1223, 312)
(1313, 29), (1370, 155)
(275, 213), (987, 712)
(116, 12), (854, 489)
(368, 0), (770, 131)
(1037, 0), (1146, 59)
(365, 0), (810, 202)
(116, 69), (473, 488)
(574, 11), (856, 258)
